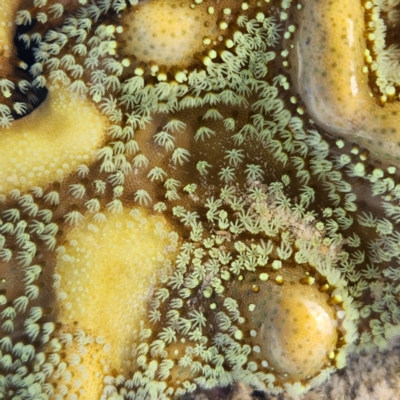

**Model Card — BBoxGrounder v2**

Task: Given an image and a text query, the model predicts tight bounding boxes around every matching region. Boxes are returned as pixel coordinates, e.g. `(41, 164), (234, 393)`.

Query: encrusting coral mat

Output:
(0, 0), (400, 399)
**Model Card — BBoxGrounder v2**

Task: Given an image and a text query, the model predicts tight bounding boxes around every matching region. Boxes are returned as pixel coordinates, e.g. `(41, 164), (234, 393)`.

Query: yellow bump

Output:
(272, 260), (282, 270)
(259, 273), (269, 281)
(0, 84), (108, 193)
(121, 58), (131, 67)
(134, 67), (144, 76)
(256, 12), (265, 22)
(329, 294), (343, 305)
(301, 276), (315, 285)
(351, 145), (360, 155)
(336, 139), (345, 148)
(320, 284), (330, 292)
(0, 1), (28, 70)
(56, 207), (179, 386)
(225, 38), (234, 48)
(372, 168), (384, 178)
(157, 72), (167, 81)
(234, 329), (244, 340)
(208, 49), (217, 59)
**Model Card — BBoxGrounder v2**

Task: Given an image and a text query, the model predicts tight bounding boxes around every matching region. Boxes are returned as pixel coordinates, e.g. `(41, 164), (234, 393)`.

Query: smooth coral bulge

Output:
(0, 0), (400, 399)
(289, 0), (400, 163)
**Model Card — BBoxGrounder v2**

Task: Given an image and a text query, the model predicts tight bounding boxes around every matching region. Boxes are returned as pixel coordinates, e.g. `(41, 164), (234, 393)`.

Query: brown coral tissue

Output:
(1, 0), (400, 399)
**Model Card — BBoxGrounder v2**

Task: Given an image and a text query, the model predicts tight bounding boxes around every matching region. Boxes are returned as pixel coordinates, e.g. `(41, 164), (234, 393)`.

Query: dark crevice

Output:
(12, 19), (48, 120)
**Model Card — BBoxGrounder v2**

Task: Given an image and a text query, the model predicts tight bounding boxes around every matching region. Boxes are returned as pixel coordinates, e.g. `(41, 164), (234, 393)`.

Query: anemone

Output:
(1, 0), (400, 399)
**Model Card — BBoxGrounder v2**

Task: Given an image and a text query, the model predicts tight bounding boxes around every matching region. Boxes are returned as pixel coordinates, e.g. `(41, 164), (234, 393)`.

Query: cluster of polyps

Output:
(0, 1), (400, 399)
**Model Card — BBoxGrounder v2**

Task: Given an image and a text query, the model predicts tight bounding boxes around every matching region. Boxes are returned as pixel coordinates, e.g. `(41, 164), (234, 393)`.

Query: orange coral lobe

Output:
(289, 0), (400, 162)
(260, 279), (338, 380)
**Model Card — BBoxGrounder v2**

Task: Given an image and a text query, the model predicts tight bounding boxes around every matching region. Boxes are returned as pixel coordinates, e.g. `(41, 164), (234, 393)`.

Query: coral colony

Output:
(0, 0), (400, 399)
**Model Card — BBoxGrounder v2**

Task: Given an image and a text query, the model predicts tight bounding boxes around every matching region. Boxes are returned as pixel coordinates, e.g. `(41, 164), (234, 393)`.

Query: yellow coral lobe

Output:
(0, 2), (21, 63)
(260, 275), (338, 381)
(119, 0), (240, 72)
(55, 207), (179, 397)
(121, 0), (211, 67)
(229, 261), (353, 393)
(289, 0), (400, 162)
(0, 84), (108, 193)
(0, 1), (31, 59)
(45, 328), (109, 400)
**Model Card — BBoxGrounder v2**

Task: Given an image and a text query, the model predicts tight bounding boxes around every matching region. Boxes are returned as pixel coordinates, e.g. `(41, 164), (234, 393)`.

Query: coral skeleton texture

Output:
(0, 0), (400, 399)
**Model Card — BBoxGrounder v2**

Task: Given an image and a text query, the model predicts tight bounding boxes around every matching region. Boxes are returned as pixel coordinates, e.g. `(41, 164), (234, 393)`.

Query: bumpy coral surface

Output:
(0, 0), (400, 399)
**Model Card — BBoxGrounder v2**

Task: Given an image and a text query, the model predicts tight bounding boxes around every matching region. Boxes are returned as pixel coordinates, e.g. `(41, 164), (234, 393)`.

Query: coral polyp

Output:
(1, 0), (400, 399)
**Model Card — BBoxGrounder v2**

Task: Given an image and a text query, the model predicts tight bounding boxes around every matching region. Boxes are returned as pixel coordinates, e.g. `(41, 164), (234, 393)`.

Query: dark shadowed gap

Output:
(13, 19), (48, 120)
